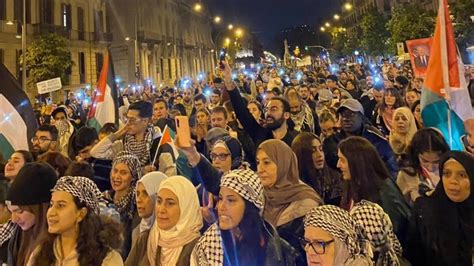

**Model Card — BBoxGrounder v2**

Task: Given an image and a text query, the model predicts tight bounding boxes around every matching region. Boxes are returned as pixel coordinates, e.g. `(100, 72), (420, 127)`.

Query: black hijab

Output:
(430, 151), (474, 265)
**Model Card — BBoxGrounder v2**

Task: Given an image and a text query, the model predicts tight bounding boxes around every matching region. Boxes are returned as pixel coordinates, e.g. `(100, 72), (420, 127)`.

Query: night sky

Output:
(208, 0), (342, 52)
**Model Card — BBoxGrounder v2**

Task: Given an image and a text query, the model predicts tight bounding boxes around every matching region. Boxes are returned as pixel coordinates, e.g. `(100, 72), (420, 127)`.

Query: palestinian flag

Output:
(420, 0), (474, 150)
(0, 63), (38, 160)
(87, 50), (119, 131)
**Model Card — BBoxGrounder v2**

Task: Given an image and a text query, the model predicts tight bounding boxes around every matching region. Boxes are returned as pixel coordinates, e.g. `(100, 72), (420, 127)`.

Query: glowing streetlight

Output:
(228, 24), (234, 30)
(194, 3), (202, 12)
(325, 22), (331, 27)
(235, 28), (243, 38)
(320, 27), (326, 32)
(334, 14), (340, 20)
(224, 38), (231, 46)
(125, 37), (131, 41)
(6, 20), (14, 25)
(344, 3), (353, 11)
(214, 16), (221, 24)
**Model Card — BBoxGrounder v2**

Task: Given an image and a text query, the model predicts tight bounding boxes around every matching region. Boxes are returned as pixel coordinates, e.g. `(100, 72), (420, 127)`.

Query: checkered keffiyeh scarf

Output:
(304, 205), (364, 256)
(350, 200), (402, 266)
(109, 151), (142, 219)
(123, 126), (154, 166)
(53, 176), (101, 214)
(0, 220), (16, 246)
(220, 169), (264, 213)
(193, 223), (224, 265)
(112, 151), (142, 182)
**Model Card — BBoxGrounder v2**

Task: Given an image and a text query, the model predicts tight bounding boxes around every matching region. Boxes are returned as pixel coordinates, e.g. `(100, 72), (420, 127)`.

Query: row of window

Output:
(0, 0), (106, 40)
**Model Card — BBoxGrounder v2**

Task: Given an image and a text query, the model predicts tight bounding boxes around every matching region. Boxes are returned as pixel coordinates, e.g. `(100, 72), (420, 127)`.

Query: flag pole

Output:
(438, 0), (453, 147)
(151, 125), (168, 166)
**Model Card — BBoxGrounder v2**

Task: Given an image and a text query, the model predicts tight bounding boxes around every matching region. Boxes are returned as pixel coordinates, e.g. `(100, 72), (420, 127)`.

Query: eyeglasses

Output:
(124, 117), (146, 124)
(31, 136), (53, 143)
(300, 237), (335, 255)
(210, 153), (230, 161)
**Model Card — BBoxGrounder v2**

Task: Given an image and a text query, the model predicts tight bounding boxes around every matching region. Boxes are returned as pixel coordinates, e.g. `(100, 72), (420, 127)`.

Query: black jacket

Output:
(228, 88), (298, 148)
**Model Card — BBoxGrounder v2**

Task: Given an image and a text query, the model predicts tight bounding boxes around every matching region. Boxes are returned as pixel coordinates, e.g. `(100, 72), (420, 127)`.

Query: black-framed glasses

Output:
(210, 153), (230, 161)
(299, 237), (335, 255)
(31, 136), (53, 143)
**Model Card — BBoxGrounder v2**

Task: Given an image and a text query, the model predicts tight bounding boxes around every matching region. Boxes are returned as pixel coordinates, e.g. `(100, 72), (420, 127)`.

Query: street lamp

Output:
(334, 14), (340, 20)
(344, 3), (353, 11)
(325, 22), (331, 27)
(194, 3), (202, 12)
(228, 24), (234, 30)
(125, 37), (131, 41)
(214, 16), (221, 24)
(6, 4), (26, 91)
(224, 38), (231, 47)
(320, 27), (326, 32)
(235, 28), (243, 38)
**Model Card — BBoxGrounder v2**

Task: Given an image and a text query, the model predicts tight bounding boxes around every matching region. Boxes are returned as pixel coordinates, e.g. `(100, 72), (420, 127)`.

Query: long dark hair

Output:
(291, 132), (324, 191)
(33, 198), (123, 266)
(404, 128), (449, 171)
(14, 203), (49, 266)
(379, 87), (404, 112)
(220, 200), (267, 266)
(338, 136), (391, 207)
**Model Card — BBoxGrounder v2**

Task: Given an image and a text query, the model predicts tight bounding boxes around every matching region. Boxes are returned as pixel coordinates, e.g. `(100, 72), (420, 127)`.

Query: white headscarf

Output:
(137, 171), (168, 233)
(147, 176), (203, 266)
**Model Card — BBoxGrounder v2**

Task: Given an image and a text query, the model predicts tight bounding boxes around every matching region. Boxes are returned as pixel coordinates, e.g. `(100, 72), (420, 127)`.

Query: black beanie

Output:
(395, 75), (409, 87)
(6, 162), (58, 206)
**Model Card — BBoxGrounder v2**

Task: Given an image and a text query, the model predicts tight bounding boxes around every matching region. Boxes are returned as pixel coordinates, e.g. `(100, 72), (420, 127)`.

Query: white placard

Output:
(37, 77), (62, 94)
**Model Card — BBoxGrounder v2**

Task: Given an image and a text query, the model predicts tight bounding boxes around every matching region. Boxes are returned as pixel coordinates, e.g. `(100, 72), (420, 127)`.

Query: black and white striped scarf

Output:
(123, 126), (154, 166)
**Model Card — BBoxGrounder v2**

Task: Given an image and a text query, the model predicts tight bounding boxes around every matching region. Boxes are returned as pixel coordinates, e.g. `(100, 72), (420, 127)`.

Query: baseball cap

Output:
(337, 99), (364, 115)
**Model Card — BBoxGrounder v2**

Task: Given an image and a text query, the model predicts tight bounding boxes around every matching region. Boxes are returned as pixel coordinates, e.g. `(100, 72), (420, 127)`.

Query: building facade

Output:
(108, 0), (215, 86)
(0, 0), (110, 96)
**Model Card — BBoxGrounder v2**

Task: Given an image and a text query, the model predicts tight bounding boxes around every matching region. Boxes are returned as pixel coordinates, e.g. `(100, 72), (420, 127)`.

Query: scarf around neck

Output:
(123, 126), (154, 166)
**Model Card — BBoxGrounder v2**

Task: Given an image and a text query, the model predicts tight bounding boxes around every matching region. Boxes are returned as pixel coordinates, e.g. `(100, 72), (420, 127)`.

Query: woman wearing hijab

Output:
(192, 169), (296, 265)
(103, 151), (142, 258)
(388, 107), (418, 156)
(125, 171), (168, 265)
(28, 176), (123, 265)
(350, 201), (404, 265)
(407, 151), (474, 265)
(303, 205), (371, 266)
(147, 175), (203, 265)
(292, 132), (343, 205)
(5, 162), (58, 266)
(257, 139), (321, 265)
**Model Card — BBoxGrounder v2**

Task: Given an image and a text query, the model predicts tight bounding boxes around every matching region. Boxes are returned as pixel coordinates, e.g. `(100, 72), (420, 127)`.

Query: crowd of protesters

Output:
(1, 58), (474, 266)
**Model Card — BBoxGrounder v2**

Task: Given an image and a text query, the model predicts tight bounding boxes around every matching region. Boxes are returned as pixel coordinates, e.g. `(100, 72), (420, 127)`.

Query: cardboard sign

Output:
(37, 77), (62, 94)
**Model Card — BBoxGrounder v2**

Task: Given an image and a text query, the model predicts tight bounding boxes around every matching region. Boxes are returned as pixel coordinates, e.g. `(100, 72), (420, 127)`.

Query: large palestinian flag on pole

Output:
(421, 0), (474, 150)
(0, 63), (38, 160)
(87, 50), (119, 131)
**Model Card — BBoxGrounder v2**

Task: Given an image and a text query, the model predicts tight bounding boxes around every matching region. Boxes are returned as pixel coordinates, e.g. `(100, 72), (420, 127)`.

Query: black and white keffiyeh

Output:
(112, 151), (142, 182)
(220, 169), (264, 213)
(52, 176), (101, 214)
(304, 205), (365, 256)
(123, 125), (154, 166)
(193, 223), (225, 265)
(350, 200), (402, 266)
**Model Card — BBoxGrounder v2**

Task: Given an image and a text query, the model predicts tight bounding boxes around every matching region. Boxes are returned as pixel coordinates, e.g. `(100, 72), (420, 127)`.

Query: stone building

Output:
(0, 0), (111, 95)
(108, 0), (215, 86)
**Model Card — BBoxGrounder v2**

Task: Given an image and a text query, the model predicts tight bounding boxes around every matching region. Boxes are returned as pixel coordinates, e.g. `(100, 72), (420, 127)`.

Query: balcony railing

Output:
(30, 24), (113, 43)
(32, 24), (71, 38)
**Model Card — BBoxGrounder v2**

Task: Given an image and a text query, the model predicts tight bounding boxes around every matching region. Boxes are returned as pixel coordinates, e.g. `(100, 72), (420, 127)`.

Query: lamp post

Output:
(22, 0), (26, 91)
(6, 0), (26, 90)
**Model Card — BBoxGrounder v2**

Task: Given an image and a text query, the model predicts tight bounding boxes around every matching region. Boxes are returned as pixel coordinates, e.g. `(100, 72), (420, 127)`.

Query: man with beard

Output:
(182, 89), (194, 116)
(298, 84), (316, 111)
(208, 89), (221, 110)
(31, 124), (59, 156)
(322, 99), (399, 179)
(286, 88), (321, 134)
(223, 67), (297, 148)
(359, 75), (384, 120)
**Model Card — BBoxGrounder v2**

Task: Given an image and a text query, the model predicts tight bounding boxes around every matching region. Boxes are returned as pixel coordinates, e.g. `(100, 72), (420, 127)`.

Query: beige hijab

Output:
(389, 107), (418, 154)
(147, 176), (203, 266)
(258, 139), (321, 226)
